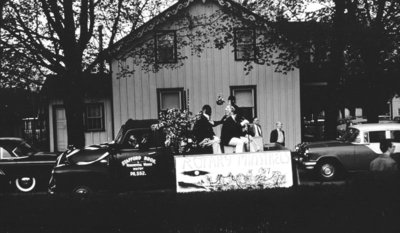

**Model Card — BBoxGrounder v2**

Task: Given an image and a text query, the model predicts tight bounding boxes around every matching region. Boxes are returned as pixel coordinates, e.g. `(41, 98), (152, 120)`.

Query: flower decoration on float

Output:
(151, 108), (198, 154)
(216, 94), (225, 105)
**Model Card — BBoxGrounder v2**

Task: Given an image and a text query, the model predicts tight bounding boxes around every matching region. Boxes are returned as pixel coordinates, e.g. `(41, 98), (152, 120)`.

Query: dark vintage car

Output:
(295, 123), (400, 181)
(49, 120), (175, 194)
(0, 138), (58, 192)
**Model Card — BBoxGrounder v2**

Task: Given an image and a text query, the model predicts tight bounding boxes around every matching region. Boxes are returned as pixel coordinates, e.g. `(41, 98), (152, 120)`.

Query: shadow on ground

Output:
(1, 174), (400, 233)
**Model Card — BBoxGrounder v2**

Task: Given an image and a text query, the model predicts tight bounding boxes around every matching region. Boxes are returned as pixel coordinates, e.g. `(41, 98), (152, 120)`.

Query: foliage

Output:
(151, 108), (198, 155)
(0, 0), (171, 147)
(0, 48), (44, 90)
(313, 1), (400, 124)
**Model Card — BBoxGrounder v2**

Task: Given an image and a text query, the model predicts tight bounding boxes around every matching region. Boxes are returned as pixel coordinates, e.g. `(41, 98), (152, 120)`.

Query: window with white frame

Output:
(157, 88), (185, 111)
(155, 31), (177, 63)
(234, 28), (256, 61)
(231, 86), (256, 120)
(85, 103), (105, 132)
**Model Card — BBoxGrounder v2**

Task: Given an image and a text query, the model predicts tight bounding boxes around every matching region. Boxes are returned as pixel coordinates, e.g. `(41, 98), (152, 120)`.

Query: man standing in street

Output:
(370, 139), (398, 172)
(270, 121), (285, 146)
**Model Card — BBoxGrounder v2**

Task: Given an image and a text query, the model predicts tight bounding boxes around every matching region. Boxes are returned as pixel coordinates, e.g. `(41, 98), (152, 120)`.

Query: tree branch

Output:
(42, 0), (66, 43)
(4, 44), (64, 74)
(62, 0), (77, 53)
(108, 0), (123, 47)
(78, 0), (89, 52)
(7, 3), (64, 66)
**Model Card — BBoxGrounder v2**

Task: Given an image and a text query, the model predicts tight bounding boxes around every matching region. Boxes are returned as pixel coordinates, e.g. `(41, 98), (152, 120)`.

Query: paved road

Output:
(296, 166), (377, 187)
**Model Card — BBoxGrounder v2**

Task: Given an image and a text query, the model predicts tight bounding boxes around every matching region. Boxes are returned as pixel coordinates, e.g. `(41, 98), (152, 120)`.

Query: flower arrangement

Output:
(151, 108), (199, 154)
(216, 94), (225, 105)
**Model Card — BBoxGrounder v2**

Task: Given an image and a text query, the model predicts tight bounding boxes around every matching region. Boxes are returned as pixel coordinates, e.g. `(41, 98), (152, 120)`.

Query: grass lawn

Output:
(1, 178), (400, 233)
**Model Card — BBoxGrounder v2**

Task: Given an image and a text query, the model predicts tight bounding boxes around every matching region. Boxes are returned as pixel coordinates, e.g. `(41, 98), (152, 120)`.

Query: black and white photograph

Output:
(1, 0), (400, 232)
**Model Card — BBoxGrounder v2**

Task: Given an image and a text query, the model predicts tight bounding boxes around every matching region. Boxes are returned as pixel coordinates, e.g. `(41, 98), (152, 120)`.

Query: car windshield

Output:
(13, 141), (38, 157)
(339, 127), (359, 142)
(114, 127), (124, 144)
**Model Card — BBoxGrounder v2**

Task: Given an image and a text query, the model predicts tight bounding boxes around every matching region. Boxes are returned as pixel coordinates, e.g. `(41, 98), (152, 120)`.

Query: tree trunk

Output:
(63, 70), (86, 148)
(362, 32), (383, 123)
(325, 0), (346, 139)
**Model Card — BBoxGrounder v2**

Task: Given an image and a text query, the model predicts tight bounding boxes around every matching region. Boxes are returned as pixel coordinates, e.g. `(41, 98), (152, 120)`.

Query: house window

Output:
(234, 28), (256, 61)
(231, 86), (256, 120)
(85, 103), (105, 132)
(155, 31), (177, 63)
(157, 88), (185, 111)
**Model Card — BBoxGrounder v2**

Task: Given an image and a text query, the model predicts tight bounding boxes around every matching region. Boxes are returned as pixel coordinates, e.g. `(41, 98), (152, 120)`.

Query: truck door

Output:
(113, 129), (172, 191)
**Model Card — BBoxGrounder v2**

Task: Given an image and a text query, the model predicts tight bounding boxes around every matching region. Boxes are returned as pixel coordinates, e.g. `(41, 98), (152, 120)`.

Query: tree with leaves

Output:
(1, 0), (172, 148)
(308, 0), (400, 136)
(248, 0), (400, 138)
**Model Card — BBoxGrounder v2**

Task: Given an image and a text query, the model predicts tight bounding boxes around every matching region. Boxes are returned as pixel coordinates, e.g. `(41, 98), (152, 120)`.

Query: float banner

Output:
(174, 150), (293, 193)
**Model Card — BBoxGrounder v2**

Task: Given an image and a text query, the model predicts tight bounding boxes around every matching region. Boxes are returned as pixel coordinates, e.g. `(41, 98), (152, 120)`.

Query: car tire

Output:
(15, 177), (37, 192)
(316, 160), (341, 181)
(72, 185), (93, 196)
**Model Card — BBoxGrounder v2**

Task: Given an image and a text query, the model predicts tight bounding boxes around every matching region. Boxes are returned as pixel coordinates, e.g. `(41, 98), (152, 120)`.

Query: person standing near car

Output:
(370, 139), (398, 172)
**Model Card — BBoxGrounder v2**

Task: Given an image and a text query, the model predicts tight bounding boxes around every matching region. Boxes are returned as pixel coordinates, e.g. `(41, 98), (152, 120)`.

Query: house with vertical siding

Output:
(107, 0), (301, 150)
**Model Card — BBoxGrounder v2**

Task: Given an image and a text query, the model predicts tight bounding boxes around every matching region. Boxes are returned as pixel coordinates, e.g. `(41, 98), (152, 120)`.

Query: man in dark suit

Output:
(248, 117), (262, 137)
(193, 105), (224, 154)
(228, 95), (245, 122)
(270, 121), (285, 146)
(221, 105), (253, 153)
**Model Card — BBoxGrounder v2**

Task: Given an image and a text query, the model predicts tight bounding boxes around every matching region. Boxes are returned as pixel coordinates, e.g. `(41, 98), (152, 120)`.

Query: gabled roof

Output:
(106, 0), (265, 59)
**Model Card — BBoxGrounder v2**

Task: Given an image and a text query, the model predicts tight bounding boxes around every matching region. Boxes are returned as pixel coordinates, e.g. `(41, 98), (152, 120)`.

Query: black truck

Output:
(48, 119), (174, 194)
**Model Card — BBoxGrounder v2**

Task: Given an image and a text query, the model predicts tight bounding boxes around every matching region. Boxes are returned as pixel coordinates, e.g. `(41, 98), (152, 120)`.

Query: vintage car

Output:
(295, 123), (400, 181)
(0, 138), (58, 192)
(48, 120), (175, 195)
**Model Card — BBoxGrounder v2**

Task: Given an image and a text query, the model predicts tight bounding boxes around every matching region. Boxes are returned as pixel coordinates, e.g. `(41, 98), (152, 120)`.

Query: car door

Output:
(0, 146), (14, 187)
(353, 130), (385, 171)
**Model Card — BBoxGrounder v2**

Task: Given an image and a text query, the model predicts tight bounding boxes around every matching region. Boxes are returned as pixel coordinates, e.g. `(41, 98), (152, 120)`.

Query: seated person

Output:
(128, 135), (139, 149)
(221, 105), (255, 153)
(123, 130), (151, 150)
(192, 105), (223, 154)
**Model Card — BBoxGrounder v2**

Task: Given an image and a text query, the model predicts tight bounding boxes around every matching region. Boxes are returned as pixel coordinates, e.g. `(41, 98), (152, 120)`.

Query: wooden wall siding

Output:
(111, 1), (301, 150)
(48, 98), (113, 152)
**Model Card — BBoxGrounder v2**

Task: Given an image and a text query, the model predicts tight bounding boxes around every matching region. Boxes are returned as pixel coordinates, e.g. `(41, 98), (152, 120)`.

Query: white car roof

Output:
(351, 123), (400, 131)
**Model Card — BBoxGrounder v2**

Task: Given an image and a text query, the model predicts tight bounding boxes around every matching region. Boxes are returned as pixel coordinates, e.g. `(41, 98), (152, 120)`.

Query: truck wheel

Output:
(316, 160), (340, 181)
(15, 177), (37, 192)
